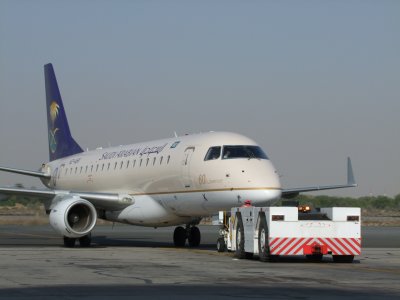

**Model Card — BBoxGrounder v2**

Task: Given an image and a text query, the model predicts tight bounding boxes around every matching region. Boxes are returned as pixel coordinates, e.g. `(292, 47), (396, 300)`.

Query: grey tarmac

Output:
(0, 225), (399, 299)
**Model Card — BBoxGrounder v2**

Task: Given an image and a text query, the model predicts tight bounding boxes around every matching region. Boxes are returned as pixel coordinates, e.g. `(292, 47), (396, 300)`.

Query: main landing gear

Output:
(63, 233), (92, 248)
(173, 225), (201, 247)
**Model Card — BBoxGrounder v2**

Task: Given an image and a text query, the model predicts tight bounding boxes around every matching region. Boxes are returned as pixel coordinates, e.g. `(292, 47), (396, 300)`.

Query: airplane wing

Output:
(0, 187), (133, 210)
(281, 157), (357, 199)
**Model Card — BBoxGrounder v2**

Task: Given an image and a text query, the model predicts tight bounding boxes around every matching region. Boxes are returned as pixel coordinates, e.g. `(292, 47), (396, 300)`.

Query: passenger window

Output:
(114, 162), (117, 170)
(107, 163), (110, 170)
(140, 159), (143, 167)
(75, 167), (77, 174)
(153, 157), (156, 165)
(204, 146), (221, 161)
(80, 166), (83, 174)
(120, 161), (123, 169)
(85, 166), (88, 173)
(146, 158), (149, 166)
(126, 161), (130, 168)
(160, 156), (163, 165)
(102, 164), (104, 171)
(91, 165), (93, 172)
(96, 164), (99, 172)
(167, 155), (170, 164)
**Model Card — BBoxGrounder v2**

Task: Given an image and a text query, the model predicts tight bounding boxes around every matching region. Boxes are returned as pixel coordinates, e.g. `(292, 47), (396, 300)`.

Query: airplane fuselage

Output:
(42, 131), (281, 227)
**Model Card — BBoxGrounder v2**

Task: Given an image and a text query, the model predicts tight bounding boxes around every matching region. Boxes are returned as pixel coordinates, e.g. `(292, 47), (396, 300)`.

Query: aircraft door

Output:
(181, 147), (195, 188)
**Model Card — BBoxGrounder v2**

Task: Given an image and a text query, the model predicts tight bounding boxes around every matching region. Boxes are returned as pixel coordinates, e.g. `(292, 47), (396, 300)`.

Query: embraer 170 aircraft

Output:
(0, 64), (357, 248)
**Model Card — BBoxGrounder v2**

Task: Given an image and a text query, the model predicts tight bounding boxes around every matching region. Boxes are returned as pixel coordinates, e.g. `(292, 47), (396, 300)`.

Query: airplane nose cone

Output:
(253, 160), (281, 189)
(245, 160), (282, 205)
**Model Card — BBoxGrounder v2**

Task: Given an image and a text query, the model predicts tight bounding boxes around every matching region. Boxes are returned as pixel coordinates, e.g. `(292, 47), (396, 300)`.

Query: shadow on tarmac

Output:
(0, 284), (396, 300)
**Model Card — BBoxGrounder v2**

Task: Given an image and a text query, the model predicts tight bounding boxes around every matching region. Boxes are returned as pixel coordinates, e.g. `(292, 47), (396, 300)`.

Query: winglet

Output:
(347, 157), (357, 186)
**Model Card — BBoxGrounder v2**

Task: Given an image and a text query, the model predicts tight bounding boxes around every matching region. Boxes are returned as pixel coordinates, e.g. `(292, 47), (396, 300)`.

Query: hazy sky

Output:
(0, 0), (399, 197)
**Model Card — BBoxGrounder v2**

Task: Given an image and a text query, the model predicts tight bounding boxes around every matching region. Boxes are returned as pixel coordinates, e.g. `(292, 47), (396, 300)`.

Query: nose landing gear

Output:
(173, 225), (201, 247)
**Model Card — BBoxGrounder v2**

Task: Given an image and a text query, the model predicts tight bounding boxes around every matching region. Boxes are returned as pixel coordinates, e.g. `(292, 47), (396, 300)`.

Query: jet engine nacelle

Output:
(49, 197), (97, 238)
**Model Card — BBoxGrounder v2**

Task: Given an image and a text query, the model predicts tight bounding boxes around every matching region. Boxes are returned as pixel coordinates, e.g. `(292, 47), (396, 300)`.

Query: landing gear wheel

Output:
(333, 255), (354, 263)
(173, 226), (186, 247)
(306, 254), (323, 262)
(79, 233), (92, 247)
(217, 237), (226, 252)
(234, 213), (246, 259)
(188, 226), (201, 247)
(63, 236), (76, 248)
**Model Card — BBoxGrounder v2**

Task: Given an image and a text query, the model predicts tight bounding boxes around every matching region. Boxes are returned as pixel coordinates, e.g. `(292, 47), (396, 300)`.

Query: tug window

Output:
(222, 145), (268, 160)
(204, 146), (221, 161)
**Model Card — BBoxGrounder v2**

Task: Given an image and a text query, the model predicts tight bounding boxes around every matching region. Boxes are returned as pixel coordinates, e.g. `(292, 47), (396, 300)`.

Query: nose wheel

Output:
(173, 225), (201, 247)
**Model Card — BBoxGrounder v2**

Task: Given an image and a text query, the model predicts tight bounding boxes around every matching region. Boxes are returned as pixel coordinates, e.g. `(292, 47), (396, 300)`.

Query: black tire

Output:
(333, 255), (354, 263)
(234, 213), (246, 259)
(258, 214), (271, 262)
(306, 254), (323, 262)
(217, 237), (226, 252)
(188, 226), (201, 247)
(63, 236), (76, 248)
(173, 226), (186, 247)
(79, 234), (92, 247)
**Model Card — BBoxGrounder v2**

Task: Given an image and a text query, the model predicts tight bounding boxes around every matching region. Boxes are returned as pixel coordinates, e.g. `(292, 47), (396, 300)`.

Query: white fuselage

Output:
(42, 132), (282, 227)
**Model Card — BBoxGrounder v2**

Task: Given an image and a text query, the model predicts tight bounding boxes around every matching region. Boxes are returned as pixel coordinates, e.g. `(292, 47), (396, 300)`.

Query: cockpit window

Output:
(222, 145), (268, 160)
(204, 146), (221, 161)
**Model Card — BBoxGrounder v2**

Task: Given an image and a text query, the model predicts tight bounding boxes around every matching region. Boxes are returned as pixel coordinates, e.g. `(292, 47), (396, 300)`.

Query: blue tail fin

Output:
(44, 63), (83, 161)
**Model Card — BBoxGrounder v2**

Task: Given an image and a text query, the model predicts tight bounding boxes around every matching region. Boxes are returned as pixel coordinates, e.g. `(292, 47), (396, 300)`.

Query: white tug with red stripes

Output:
(220, 206), (361, 263)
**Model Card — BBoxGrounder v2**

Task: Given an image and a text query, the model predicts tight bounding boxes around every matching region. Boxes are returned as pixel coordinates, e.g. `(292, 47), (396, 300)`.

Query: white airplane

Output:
(0, 64), (357, 248)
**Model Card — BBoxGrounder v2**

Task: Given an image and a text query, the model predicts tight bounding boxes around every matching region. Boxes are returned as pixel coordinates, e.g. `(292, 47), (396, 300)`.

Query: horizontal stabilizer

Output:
(0, 166), (51, 179)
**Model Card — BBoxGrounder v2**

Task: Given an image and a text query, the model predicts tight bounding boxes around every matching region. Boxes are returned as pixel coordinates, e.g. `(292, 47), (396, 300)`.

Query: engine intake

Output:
(49, 197), (97, 238)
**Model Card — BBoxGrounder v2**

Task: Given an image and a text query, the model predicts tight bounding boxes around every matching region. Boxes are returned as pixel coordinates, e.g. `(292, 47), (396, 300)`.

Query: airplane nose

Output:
(247, 160), (282, 204)
(254, 160), (281, 189)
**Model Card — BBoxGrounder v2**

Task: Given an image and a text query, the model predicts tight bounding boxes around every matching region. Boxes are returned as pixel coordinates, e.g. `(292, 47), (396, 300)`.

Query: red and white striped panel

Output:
(269, 237), (361, 255)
